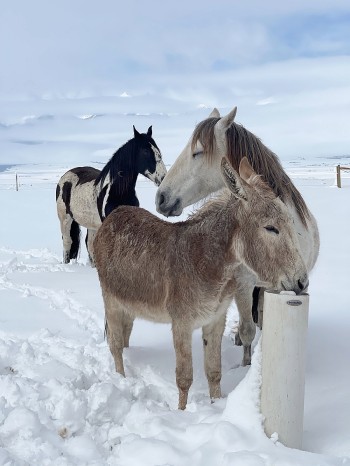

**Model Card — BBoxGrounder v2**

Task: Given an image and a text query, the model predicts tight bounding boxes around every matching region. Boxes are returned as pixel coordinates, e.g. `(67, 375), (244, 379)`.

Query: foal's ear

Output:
(239, 156), (277, 198)
(238, 157), (256, 183)
(133, 125), (141, 138)
(217, 106), (237, 131)
(147, 126), (152, 137)
(221, 157), (247, 201)
(208, 108), (220, 118)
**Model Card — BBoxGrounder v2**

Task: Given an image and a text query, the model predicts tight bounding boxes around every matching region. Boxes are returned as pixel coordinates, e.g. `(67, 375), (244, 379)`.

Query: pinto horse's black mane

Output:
(94, 126), (158, 197)
(95, 138), (138, 190)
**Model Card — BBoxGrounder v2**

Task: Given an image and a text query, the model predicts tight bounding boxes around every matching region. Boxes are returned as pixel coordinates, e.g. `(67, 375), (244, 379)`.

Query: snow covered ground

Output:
(0, 96), (350, 465)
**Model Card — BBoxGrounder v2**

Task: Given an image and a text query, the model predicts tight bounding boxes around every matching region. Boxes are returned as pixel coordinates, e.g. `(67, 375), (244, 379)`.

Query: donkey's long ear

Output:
(238, 157), (256, 183)
(133, 125), (141, 138)
(208, 108), (220, 118)
(217, 106), (237, 131)
(221, 157), (247, 201)
(239, 156), (277, 197)
(147, 126), (152, 137)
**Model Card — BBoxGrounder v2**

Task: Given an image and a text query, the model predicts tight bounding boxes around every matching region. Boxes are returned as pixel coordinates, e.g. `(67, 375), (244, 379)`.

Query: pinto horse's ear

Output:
(221, 157), (247, 201)
(133, 125), (141, 138)
(147, 126), (152, 137)
(208, 108), (220, 118)
(217, 106), (237, 131)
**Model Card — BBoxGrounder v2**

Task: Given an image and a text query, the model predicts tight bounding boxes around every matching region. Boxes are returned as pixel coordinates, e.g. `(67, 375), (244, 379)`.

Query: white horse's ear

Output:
(221, 157), (247, 201)
(217, 106), (237, 131)
(133, 125), (141, 138)
(238, 157), (256, 183)
(147, 126), (152, 137)
(208, 108), (220, 118)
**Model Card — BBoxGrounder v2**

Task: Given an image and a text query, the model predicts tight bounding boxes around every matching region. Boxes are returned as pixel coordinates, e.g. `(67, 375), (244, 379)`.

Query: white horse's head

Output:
(156, 107), (237, 216)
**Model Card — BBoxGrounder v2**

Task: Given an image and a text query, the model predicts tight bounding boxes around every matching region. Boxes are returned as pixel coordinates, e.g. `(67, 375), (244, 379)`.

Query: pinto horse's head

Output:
(133, 125), (167, 187)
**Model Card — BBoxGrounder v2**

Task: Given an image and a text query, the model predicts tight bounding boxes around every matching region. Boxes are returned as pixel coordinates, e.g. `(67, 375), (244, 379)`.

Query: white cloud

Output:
(0, 0), (349, 157)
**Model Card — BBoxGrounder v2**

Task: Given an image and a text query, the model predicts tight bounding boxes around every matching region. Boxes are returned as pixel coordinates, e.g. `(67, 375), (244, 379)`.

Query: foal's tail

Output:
(69, 220), (81, 260)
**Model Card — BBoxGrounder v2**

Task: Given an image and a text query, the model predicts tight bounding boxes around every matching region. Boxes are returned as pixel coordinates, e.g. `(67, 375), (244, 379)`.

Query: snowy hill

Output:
(0, 95), (350, 465)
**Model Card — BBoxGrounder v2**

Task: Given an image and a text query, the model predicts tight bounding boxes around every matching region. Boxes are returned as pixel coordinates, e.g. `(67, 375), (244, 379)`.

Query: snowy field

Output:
(0, 96), (350, 465)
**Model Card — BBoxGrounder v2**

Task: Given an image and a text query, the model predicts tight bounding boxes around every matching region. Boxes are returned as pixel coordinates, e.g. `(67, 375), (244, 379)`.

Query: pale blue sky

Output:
(1, 0), (349, 97)
(0, 1), (349, 157)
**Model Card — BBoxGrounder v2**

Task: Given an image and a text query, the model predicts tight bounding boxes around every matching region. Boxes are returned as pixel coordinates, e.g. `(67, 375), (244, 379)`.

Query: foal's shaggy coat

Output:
(94, 158), (308, 410)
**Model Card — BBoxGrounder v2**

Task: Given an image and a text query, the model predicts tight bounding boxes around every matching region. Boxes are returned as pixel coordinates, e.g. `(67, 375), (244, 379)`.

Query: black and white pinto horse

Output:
(56, 126), (167, 265)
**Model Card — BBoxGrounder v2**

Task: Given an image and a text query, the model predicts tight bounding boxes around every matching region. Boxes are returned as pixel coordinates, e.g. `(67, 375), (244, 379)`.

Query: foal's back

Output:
(93, 203), (234, 323)
(94, 206), (171, 311)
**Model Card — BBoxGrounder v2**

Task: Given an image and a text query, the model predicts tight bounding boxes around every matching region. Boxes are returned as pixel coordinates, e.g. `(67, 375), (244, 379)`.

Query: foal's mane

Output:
(94, 138), (138, 193)
(191, 117), (310, 226)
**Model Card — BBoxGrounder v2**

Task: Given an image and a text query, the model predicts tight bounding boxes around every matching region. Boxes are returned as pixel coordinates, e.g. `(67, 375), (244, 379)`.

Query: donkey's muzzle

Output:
(296, 276), (309, 294)
(281, 273), (309, 295)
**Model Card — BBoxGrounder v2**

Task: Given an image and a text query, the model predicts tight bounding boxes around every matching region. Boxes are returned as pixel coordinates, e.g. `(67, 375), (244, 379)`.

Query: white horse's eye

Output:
(192, 150), (203, 158)
(265, 225), (279, 235)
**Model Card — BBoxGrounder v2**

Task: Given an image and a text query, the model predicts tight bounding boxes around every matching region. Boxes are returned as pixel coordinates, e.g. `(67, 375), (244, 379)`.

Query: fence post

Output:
(261, 290), (309, 449)
(16, 173), (19, 191)
(336, 165), (341, 188)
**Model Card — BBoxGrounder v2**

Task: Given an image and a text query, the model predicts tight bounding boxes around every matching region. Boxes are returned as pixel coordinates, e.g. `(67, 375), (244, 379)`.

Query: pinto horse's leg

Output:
(202, 312), (226, 401)
(171, 320), (193, 410)
(60, 216), (80, 264)
(103, 291), (126, 376)
(85, 229), (96, 267)
(61, 216), (72, 264)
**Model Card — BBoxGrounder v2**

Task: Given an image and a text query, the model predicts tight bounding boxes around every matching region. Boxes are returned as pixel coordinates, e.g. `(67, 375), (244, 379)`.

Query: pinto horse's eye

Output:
(192, 150), (203, 158)
(264, 225), (280, 235)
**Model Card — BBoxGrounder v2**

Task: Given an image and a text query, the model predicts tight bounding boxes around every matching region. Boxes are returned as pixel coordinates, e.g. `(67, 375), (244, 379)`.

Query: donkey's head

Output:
(222, 157), (308, 294)
(133, 125), (167, 186)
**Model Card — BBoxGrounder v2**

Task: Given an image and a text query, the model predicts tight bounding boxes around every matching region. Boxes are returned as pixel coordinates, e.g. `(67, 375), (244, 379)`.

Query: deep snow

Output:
(0, 96), (350, 465)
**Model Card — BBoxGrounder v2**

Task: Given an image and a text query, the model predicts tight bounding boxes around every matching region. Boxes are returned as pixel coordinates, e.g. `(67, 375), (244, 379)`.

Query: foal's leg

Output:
(235, 286), (256, 366)
(103, 292), (126, 376)
(171, 320), (193, 410)
(122, 314), (134, 348)
(85, 229), (96, 267)
(202, 313), (226, 400)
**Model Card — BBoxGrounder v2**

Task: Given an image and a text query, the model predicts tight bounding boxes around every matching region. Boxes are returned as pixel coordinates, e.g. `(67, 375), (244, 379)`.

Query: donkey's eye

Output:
(192, 150), (203, 158)
(264, 225), (279, 235)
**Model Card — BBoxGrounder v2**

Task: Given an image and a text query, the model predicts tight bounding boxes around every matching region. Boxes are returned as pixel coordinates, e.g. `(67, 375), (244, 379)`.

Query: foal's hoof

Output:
(242, 345), (252, 366)
(210, 384), (222, 401)
(178, 390), (189, 410)
(235, 333), (243, 346)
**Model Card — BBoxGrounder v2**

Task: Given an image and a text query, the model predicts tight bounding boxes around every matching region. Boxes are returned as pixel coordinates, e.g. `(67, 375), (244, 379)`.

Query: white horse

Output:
(56, 126), (167, 265)
(156, 107), (320, 365)
(94, 157), (309, 409)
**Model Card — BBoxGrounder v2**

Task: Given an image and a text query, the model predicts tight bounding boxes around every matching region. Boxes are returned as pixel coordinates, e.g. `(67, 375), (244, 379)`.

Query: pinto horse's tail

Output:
(69, 220), (81, 260)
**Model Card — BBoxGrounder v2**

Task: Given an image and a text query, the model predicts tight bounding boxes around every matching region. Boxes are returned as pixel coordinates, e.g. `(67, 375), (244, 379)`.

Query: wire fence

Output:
(0, 163), (349, 191)
(0, 165), (172, 191)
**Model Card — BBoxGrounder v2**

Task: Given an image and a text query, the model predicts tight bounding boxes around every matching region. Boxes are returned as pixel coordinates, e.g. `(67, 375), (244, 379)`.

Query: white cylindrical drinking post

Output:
(261, 290), (309, 449)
